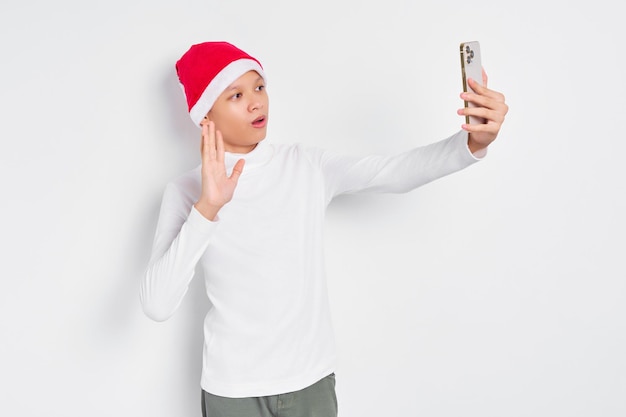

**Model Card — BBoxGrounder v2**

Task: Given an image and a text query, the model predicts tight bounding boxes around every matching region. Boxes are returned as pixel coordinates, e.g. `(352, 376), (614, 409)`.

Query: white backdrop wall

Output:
(1, 1), (624, 416)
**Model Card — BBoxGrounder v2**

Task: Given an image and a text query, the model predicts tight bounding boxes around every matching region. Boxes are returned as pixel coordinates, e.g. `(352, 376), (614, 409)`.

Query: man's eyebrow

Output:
(225, 76), (264, 91)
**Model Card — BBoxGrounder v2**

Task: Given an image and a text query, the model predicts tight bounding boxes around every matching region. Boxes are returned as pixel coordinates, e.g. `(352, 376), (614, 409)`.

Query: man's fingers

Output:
(462, 89), (508, 119)
(230, 158), (245, 181)
(468, 77), (488, 95)
(200, 122), (209, 161)
(207, 121), (217, 161)
(461, 106), (505, 126)
(216, 129), (225, 163)
(468, 77), (506, 103)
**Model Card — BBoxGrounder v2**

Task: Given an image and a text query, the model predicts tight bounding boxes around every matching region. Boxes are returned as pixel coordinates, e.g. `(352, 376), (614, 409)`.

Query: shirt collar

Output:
(224, 139), (273, 173)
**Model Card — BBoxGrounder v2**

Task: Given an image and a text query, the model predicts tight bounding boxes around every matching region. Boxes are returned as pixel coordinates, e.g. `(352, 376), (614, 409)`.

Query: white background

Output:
(1, 0), (624, 416)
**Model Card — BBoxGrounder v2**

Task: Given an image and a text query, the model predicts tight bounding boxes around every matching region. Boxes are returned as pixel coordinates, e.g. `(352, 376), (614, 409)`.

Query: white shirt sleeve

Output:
(139, 182), (218, 322)
(318, 130), (484, 201)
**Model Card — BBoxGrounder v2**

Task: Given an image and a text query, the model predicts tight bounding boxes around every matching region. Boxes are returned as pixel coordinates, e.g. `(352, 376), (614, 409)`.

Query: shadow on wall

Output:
(158, 60), (212, 322)
(159, 63), (213, 391)
(139, 64), (211, 385)
(162, 64), (201, 156)
(88, 61), (210, 393)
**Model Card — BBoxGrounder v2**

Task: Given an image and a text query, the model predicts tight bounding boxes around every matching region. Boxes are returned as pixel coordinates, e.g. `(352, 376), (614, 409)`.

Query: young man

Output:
(140, 41), (508, 417)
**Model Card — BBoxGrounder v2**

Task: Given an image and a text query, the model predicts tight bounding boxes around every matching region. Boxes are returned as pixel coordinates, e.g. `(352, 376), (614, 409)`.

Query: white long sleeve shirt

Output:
(140, 130), (483, 398)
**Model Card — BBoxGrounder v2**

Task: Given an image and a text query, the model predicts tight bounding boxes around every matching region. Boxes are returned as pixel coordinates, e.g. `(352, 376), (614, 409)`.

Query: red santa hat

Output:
(175, 41), (266, 127)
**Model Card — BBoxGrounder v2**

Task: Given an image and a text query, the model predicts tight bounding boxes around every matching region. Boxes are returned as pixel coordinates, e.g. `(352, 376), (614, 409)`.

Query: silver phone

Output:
(460, 41), (485, 124)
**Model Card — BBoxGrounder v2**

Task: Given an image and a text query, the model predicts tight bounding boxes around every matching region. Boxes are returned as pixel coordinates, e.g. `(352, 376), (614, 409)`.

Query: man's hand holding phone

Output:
(458, 41), (509, 154)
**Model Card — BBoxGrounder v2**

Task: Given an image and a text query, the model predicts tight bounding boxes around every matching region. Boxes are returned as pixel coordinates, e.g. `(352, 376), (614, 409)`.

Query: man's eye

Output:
(256, 85), (265, 91)
(231, 93), (242, 100)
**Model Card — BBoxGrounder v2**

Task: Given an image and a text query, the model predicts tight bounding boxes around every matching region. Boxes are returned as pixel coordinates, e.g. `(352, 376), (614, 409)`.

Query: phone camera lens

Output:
(466, 46), (470, 53)
(467, 57), (471, 64)
(470, 50), (474, 58)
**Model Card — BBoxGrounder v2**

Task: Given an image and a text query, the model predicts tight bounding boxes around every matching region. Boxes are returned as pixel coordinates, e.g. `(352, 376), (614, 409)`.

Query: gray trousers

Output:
(201, 374), (338, 417)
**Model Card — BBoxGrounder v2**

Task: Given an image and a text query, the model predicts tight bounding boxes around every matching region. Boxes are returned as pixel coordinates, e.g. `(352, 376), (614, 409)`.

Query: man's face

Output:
(205, 70), (269, 153)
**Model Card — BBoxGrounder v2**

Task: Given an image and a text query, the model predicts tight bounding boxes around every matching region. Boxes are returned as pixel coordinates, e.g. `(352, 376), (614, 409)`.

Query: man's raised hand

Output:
(194, 120), (245, 221)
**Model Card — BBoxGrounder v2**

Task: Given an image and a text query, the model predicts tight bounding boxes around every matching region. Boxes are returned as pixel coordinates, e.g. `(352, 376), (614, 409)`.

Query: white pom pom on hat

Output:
(176, 41), (266, 127)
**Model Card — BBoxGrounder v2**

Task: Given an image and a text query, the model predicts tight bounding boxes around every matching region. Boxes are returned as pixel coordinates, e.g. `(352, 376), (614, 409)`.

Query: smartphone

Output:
(460, 41), (485, 124)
